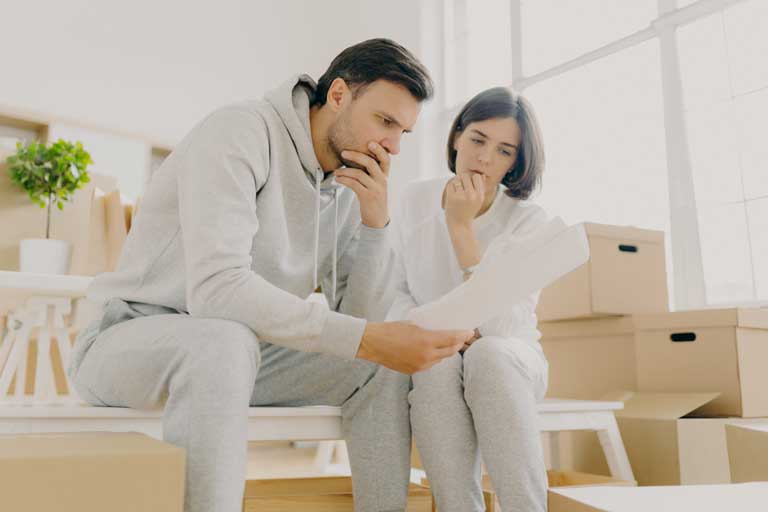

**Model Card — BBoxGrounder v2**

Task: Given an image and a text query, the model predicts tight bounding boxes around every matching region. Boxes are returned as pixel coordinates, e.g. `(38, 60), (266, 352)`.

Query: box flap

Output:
(634, 308), (768, 330)
(603, 391), (721, 419)
(583, 222), (665, 244)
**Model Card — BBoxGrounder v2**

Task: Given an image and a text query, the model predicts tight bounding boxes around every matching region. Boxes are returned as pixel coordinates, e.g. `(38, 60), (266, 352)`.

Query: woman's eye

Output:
(500, 149), (512, 157)
(471, 138), (483, 145)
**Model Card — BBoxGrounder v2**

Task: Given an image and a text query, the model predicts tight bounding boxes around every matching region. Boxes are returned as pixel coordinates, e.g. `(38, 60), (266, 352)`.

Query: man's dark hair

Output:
(312, 38), (434, 106)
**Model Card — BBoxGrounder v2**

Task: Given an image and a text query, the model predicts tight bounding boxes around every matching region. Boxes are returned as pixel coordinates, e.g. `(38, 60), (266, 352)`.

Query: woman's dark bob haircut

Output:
(447, 87), (544, 200)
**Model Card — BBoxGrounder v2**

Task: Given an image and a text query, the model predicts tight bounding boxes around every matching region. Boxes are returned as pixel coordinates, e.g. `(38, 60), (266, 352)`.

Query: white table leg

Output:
(0, 296), (81, 405)
(595, 413), (635, 482)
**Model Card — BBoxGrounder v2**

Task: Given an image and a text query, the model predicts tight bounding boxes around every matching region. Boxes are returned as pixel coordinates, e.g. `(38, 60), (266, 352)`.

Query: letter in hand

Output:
(356, 321), (475, 374)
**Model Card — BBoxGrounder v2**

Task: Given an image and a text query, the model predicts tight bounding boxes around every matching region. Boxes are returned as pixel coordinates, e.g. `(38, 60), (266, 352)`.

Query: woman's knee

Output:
(463, 336), (546, 397)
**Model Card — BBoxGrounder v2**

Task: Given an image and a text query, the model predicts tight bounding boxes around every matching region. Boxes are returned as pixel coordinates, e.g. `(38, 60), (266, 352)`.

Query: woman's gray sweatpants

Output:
(68, 306), (412, 512)
(409, 335), (549, 512)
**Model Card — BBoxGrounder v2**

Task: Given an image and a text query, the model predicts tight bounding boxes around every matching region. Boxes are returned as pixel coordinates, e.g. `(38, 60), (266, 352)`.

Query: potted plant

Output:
(5, 139), (92, 274)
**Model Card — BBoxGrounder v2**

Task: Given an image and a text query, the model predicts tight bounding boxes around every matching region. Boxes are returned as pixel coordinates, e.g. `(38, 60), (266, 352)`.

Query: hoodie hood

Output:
(265, 74), (344, 303)
(265, 74), (338, 189)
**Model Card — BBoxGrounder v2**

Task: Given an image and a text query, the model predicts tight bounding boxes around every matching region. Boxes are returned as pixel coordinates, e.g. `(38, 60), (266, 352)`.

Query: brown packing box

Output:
(242, 476), (432, 511)
(606, 391), (768, 485)
(726, 423), (768, 483)
(548, 482), (768, 512)
(536, 223), (669, 322)
(634, 308), (768, 417)
(539, 316), (637, 475)
(0, 431), (185, 512)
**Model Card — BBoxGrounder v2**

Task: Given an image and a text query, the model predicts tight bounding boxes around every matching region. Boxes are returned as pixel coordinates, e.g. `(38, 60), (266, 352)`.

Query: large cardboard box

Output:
(607, 391), (768, 485)
(634, 308), (768, 418)
(536, 223), (669, 321)
(726, 423), (768, 483)
(242, 476), (432, 511)
(548, 482), (768, 512)
(0, 431), (185, 512)
(539, 316), (637, 475)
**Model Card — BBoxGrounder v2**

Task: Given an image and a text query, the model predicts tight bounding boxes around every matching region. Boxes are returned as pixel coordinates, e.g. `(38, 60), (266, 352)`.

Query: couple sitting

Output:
(69, 38), (549, 512)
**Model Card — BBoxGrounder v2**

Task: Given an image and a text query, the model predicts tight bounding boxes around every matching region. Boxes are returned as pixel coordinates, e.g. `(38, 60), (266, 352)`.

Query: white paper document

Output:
(406, 218), (590, 330)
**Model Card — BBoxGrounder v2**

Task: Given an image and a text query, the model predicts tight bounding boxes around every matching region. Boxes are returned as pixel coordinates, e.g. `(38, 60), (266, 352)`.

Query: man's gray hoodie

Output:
(73, 75), (395, 369)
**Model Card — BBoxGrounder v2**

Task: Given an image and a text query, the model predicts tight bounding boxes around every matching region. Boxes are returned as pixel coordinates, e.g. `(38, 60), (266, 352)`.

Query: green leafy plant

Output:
(5, 139), (92, 239)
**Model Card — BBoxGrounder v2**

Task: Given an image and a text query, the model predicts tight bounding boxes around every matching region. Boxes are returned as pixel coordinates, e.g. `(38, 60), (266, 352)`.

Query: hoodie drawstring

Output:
(312, 170), (340, 307)
(331, 187), (339, 307)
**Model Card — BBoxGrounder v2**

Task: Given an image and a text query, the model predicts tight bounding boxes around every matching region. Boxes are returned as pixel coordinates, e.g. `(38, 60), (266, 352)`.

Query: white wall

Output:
(0, 0), (443, 202)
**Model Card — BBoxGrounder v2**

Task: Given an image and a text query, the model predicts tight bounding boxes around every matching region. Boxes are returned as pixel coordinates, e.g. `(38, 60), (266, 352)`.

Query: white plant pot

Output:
(19, 238), (71, 275)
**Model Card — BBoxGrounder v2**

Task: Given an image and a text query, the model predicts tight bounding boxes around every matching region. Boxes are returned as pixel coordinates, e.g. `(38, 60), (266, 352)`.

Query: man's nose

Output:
(381, 136), (400, 156)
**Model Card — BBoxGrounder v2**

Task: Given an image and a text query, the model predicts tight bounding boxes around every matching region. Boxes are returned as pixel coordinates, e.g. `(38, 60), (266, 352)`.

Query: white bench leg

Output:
(548, 431), (561, 470)
(313, 441), (336, 472)
(596, 415), (635, 482)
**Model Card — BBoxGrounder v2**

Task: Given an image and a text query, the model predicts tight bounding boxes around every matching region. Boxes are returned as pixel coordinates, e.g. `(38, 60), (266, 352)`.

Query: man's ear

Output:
(326, 78), (351, 113)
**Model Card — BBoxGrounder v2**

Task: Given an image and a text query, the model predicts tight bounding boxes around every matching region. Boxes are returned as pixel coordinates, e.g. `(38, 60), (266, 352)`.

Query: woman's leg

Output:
(463, 336), (548, 512)
(409, 353), (485, 512)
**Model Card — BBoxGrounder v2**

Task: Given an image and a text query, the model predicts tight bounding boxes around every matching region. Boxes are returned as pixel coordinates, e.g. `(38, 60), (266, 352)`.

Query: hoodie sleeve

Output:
(322, 223), (396, 322)
(177, 107), (365, 360)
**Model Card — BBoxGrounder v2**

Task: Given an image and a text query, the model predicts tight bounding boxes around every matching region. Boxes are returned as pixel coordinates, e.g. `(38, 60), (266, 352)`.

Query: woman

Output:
(387, 87), (549, 511)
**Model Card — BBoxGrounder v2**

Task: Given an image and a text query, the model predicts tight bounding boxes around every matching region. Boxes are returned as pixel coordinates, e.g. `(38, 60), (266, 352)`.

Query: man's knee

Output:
(182, 318), (261, 380)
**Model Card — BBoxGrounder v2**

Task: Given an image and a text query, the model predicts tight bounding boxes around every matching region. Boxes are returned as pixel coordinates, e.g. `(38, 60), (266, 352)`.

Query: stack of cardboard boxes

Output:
(536, 222), (768, 508)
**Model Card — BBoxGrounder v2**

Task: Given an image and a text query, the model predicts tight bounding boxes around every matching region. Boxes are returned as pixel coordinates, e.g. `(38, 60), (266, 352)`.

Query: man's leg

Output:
(251, 342), (412, 512)
(69, 314), (260, 512)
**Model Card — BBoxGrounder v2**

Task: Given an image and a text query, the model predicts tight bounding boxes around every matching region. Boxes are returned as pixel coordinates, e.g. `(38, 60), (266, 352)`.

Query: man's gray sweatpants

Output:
(68, 299), (411, 512)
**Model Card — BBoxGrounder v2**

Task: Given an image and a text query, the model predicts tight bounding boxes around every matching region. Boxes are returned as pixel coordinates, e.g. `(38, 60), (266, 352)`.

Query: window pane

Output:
(685, 101), (743, 206)
(521, 0), (657, 76)
(723, 0), (768, 96)
(698, 202), (755, 304)
(735, 88), (768, 200)
(747, 198), (768, 300)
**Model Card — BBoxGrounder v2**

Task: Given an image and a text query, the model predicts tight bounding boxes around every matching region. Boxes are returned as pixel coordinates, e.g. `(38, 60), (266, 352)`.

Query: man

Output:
(68, 38), (473, 512)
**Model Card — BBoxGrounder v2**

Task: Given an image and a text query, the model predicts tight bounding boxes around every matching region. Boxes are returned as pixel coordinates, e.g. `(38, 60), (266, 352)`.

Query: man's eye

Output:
(382, 118), (393, 126)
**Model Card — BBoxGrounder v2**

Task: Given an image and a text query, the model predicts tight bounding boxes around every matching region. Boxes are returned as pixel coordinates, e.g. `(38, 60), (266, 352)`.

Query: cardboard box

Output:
(726, 423), (768, 483)
(536, 223), (668, 321)
(548, 482), (768, 512)
(607, 391), (768, 485)
(539, 316), (637, 475)
(0, 431), (185, 512)
(634, 308), (768, 417)
(243, 476), (432, 511)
